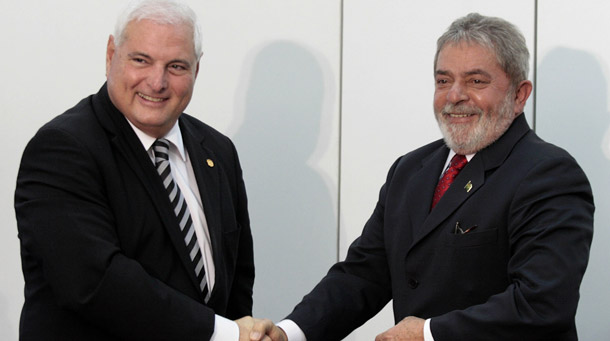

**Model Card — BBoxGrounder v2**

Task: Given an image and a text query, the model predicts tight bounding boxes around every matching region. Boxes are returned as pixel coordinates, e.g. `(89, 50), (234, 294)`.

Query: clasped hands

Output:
(235, 315), (425, 341)
(236, 316), (287, 341)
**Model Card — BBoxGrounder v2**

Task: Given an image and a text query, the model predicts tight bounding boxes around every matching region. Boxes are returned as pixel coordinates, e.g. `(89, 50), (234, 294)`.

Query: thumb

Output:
(249, 319), (274, 341)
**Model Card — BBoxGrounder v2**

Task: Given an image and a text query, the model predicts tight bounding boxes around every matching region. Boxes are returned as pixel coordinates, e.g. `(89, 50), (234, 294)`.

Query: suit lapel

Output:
(403, 146), (448, 232)
(180, 119), (224, 300)
(408, 114), (531, 251)
(93, 86), (173, 213)
(412, 155), (485, 245)
(92, 85), (207, 297)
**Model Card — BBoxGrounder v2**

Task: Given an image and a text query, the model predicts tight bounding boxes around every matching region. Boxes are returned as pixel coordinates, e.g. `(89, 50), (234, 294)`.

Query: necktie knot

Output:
(153, 138), (171, 162)
(431, 154), (467, 210)
(449, 154), (467, 171)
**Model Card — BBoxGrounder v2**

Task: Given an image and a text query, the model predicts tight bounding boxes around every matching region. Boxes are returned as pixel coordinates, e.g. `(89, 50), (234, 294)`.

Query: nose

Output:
(147, 65), (168, 93)
(446, 82), (469, 104)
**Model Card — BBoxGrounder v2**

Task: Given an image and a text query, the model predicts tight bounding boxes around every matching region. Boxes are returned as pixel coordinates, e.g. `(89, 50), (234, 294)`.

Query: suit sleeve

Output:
(15, 127), (217, 340)
(430, 155), (594, 340)
(285, 159), (399, 341)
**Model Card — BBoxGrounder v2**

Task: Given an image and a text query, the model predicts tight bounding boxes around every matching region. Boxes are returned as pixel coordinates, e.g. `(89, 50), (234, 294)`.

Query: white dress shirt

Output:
(127, 120), (239, 340)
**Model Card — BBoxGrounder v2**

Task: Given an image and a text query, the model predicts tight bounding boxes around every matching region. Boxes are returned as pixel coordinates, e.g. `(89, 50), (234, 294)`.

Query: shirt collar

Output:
(448, 149), (475, 162)
(439, 150), (475, 178)
(126, 119), (187, 162)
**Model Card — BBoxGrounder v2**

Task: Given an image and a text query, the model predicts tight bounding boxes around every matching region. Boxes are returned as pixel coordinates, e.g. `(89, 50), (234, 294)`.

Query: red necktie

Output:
(431, 154), (467, 210)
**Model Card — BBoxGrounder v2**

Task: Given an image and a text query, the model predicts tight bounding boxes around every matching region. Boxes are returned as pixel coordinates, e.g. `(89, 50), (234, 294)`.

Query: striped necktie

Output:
(153, 138), (210, 302)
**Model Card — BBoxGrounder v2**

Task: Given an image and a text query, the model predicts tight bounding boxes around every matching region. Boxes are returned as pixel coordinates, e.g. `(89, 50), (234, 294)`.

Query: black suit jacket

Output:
(286, 114), (594, 340)
(15, 84), (254, 340)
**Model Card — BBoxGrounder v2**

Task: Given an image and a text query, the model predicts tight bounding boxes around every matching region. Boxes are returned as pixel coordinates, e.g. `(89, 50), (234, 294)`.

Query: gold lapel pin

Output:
(206, 159), (214, 168)
(464, 180), (473, 193)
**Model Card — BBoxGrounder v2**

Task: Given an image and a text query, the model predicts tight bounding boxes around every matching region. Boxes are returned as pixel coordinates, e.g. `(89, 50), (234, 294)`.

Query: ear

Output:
(194, 60), (200, 79)
(106, 35), (116, 78)
(513, 80), (533, 114)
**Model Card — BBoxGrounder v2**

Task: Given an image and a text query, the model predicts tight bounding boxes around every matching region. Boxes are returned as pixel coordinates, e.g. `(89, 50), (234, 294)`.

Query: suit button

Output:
(408, 278), (419, 289)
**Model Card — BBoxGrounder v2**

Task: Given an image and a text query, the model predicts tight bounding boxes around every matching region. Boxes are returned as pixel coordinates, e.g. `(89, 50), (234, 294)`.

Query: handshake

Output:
(234, 315), (426, 341)
(235, 316), (288, 341)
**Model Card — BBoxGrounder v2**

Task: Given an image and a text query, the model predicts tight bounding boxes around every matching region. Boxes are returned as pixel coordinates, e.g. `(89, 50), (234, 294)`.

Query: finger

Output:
(250, 319), (274, 341)
(249, 331), (262, 341)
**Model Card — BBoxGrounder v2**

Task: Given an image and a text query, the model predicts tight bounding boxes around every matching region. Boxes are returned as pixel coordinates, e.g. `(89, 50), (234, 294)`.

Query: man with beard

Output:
(246, 12), (594, 341)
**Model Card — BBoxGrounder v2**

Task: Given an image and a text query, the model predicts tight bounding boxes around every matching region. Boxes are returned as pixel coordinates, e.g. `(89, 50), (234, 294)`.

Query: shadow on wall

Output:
(536, 47), (610, 340)
(232, 41), (337, 320)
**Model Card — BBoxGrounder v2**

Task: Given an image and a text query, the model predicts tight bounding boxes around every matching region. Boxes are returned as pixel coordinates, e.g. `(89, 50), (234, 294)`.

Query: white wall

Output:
(536, 1), (610, 339)
(1, 2), (120, 339)
(206, 1), (342, 323)
(0, 1), (608, 340)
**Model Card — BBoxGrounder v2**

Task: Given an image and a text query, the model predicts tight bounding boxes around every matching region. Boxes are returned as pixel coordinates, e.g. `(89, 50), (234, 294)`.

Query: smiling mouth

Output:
(137, 92), (166, 103)
(446, 113), (475, 118)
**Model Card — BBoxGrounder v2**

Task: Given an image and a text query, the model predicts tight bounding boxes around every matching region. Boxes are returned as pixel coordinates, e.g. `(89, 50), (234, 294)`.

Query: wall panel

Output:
(536, 1), (610, 339)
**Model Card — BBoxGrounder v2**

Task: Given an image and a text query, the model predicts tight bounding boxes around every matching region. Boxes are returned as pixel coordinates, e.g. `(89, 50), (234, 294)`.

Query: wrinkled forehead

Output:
(438, 40), (498, 61)
(434, 40), (504, 77)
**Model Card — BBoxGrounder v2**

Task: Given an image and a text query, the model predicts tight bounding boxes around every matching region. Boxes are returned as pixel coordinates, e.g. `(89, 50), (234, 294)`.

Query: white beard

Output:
(435, 91), (516, 154)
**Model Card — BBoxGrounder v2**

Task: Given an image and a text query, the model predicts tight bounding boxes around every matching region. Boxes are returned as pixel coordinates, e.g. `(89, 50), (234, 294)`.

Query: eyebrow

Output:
(128, 52), (151, 60)
(434, 68), (492, 78)
(127, 52), (193, 68)
(464, 69), (492, 78)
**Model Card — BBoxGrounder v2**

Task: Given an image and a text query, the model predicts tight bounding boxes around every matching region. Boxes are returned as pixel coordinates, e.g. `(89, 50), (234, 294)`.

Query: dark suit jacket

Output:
(286, 114), (594, 340)
(14, 84), (254, 340)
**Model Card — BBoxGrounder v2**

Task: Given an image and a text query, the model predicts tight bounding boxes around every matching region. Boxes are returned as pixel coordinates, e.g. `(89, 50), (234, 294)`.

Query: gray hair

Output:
(434, 13), (529, 88)
(113, 0), (203, 59)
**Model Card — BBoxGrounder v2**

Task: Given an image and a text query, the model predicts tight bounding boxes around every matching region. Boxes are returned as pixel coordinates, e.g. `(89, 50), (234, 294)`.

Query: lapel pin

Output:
(464, 180), (472, 193)
(206, 159), (214, 168)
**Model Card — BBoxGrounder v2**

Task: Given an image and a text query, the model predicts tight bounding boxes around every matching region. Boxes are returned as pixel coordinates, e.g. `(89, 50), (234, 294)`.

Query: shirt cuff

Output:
(424, 318), (435, 341)
(277, 319), (307, 341)
(210, 314), (239, 341)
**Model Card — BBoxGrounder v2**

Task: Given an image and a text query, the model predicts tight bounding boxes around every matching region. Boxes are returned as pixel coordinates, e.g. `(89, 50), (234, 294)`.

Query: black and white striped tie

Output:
(153, 138), (209, 301)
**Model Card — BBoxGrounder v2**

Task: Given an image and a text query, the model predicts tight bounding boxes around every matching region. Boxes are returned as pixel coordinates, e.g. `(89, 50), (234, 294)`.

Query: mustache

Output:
(439, 104), (484, 116)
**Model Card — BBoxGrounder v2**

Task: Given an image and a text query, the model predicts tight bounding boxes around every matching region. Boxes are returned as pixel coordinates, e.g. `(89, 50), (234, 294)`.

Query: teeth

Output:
(138, 93), (165, 102)
(449, 113), (471, 118)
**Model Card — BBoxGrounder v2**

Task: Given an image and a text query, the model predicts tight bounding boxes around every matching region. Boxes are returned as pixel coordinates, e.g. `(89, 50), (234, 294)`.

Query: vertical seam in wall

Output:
(336, 0), (344, 263)
(533, 0), (538, 131)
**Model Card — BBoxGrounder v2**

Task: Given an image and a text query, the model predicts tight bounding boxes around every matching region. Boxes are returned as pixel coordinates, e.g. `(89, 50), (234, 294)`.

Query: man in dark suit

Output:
(15, 1), (259, 339)
(249, 12), (594, 341)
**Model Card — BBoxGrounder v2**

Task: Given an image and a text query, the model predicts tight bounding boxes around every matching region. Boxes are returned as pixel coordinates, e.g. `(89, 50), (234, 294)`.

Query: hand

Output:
(235, 316), (287, 341)
(375, 316), (425, 341)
